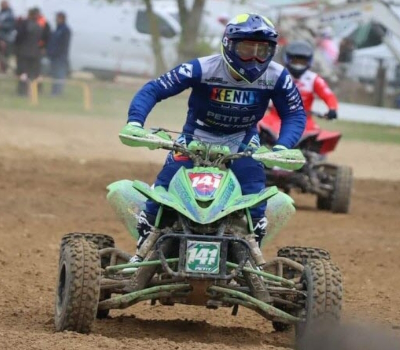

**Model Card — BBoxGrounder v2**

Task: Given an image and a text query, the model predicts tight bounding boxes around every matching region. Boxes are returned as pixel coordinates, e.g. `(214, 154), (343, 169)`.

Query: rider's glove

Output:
(120, 121), (146, 137)
(326, 109), (337, 120)
(272, 145), (288, 152)
(119, 121), (154, 148)
(119, 122), (172, 150)
(128, 121), (143, 128)
(247, 134), (261, 152)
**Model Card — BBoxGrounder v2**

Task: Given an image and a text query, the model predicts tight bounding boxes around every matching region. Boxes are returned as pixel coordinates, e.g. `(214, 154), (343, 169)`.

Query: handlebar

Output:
(119, 129), (306, 171)
(308, 111), (328, 119)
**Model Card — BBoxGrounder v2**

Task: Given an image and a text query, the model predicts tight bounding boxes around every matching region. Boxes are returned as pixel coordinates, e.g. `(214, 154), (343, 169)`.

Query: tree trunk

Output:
(177, 0), (206, 63)
(143, 0), (167, 76)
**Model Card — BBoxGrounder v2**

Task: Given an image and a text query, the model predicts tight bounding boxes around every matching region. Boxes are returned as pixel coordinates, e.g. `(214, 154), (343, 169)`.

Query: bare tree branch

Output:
(177, 0), (206, 62)
(143, 0), (167, 75)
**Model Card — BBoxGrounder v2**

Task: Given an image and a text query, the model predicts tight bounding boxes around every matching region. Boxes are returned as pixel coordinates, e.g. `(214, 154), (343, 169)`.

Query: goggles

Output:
(234, 40), (275, 63)
(288, 56), (310, 65)
(287, 56), (310, 70)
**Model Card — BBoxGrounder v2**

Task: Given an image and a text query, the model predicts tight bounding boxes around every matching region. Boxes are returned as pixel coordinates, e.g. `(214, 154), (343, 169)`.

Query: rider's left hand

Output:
(326, 109), (337, 120)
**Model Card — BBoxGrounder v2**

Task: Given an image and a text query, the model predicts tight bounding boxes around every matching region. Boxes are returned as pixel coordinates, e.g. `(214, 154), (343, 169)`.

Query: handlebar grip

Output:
(309, 111), (326, 119)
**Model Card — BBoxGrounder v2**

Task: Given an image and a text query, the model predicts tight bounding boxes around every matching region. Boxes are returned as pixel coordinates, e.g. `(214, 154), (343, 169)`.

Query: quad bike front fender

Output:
(106, 180), (147, 240)
(106, 180), (296, 244)
(133, 179), (279, 224)
(262, 191), (295, 247)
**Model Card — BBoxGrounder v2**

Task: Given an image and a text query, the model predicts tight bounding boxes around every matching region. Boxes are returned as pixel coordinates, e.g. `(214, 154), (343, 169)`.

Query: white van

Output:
(12, 0), (181, 78)
(345, 4), (400, 87)
(346, 35), (400, 87)
(315, 1), (400, 87)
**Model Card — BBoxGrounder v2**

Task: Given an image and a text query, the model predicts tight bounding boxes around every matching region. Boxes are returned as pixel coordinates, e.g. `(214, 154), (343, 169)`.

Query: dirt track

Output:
(1, 111), (400, 349)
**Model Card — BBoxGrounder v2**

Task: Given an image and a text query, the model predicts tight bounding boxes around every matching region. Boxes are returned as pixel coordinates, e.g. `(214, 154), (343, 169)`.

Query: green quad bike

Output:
(54, 128), (343, 346)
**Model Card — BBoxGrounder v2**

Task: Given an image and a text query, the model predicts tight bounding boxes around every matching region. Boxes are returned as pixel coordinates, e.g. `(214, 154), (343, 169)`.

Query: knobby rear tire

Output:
(60, 232), (115, 318)
(295, 259), (343, 348)
(55, 238), (101, 333)
(272, 246), (331, 332)
(331, 166), (353, 213)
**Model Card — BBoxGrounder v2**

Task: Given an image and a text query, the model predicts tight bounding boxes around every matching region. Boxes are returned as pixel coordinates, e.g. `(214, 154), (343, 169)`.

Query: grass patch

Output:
(0, 77), (188, 129)
(318, 119), (400, 145)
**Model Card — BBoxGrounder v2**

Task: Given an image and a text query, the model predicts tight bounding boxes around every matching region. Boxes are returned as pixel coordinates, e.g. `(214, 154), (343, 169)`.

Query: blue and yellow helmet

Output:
(221, 14), (278, 83)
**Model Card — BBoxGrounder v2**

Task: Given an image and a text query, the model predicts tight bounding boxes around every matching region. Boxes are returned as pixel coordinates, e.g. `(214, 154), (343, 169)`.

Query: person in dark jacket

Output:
(47, 11), (70, 96)
(14, 8), (44, 95)
(32, 7), (50, 93)
(0, 1), (15, 73)
(32, 7), (50, 51)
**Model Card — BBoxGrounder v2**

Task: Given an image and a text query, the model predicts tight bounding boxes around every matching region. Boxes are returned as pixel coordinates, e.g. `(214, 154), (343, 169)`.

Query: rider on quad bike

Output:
(120, 14), (306, 264)
(258, 40), (338, 134)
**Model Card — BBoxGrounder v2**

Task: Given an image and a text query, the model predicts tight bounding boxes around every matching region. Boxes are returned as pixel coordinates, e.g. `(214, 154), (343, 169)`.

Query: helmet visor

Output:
(234, 40), (274, 63)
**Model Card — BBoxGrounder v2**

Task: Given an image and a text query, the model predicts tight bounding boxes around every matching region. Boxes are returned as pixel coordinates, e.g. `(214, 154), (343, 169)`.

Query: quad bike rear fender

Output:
(316, 130), (342, 154)
(259, 115), (342, 155)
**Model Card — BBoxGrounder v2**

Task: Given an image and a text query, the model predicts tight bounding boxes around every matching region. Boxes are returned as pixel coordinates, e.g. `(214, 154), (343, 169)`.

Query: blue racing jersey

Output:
(128, 54), (306, 148)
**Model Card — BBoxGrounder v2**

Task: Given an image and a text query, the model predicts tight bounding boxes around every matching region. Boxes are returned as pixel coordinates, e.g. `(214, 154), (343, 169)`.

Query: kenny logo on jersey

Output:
(210, 88), (260, 105)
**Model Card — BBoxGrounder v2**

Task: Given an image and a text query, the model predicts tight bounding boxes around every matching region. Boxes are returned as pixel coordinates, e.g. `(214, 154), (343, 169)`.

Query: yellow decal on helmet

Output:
(262, 16), (275, 28)
(229, 13), (250, 25)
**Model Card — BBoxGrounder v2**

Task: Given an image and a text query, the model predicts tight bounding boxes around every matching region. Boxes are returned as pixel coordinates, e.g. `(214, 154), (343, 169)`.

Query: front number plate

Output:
(185, 240), (221, 274)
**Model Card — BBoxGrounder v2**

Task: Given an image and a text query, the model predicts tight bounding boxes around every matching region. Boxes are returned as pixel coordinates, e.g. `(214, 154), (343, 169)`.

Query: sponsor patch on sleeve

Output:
(178, 63), (193, 78)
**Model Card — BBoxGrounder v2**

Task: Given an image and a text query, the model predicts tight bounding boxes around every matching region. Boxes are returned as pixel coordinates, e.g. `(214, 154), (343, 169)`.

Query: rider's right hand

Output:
(119, 122), (172, 150)
(127, 121), (143, 128)
(120, 122), (147, 138)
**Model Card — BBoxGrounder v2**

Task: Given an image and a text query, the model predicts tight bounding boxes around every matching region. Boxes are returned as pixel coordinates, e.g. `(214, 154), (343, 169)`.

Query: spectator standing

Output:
(32, 7), (50, 93)
(337, 37), (355, 78)
(47, 11), (70, 96)
(0, 0), (15, 73)
(317, 26), (339, 67)
(32, 7), (50, 50)
(14, 8), (44, 95)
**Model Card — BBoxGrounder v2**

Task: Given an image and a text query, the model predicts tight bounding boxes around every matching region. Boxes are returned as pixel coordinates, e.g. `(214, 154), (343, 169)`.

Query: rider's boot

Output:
(122, 211), (155, 273)
(252, 216), (268, 247)
(232, 216), (271, 303)
(127, 210), (156, 264)
(247, 216), (271, 302)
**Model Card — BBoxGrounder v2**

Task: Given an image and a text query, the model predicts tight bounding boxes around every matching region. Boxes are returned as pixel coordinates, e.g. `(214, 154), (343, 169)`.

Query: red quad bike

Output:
(258, 111), (353, 213)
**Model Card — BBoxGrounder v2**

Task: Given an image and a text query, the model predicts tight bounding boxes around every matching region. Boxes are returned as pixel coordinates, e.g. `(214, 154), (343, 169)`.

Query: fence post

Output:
(30, 80), (39, 106)
(27, 78), (92, 111)
(81, 82), (92, 111)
